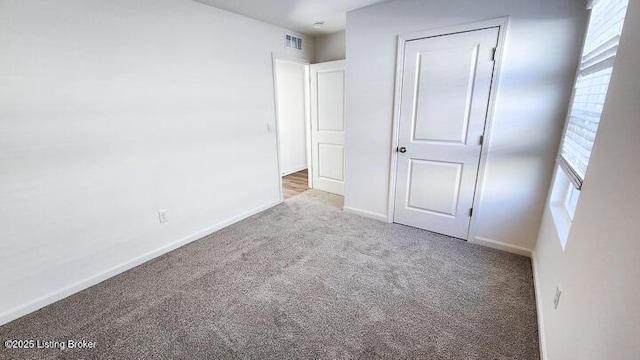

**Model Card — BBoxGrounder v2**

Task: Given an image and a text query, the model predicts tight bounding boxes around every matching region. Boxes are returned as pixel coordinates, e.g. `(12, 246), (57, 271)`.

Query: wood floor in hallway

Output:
(282, 169), (308, 200)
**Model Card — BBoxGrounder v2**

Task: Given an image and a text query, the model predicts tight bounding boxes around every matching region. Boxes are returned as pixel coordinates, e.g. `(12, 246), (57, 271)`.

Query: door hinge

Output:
(479, 135), (484, 146)
(469, 208), (473, 217)
(491, 48), (497, 62)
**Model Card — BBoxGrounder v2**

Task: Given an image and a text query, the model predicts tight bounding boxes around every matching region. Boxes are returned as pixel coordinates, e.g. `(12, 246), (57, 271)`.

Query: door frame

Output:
(386, 17), (509, 241)
(271, 55), (312, 202)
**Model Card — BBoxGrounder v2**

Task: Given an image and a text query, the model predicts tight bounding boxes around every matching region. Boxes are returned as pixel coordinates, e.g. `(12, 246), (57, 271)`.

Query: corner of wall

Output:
(342, 206), (389, 222)
(469, 236), (533, 257)
(313, 31), (346, 63)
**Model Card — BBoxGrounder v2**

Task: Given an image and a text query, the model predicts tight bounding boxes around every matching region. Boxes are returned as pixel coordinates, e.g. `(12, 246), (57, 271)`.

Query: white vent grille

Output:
(285, 33), (303, 51)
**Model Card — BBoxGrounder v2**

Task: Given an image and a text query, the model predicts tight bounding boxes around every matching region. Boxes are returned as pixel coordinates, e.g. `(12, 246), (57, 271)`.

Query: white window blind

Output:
(559, 0), (629, 189)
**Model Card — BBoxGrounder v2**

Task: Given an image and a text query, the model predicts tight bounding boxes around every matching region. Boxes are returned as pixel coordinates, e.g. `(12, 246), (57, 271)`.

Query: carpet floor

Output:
(0, 190), (539, 359)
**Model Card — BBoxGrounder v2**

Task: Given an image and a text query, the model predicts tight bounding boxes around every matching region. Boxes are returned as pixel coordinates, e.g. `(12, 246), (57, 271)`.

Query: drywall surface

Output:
(534, 0), (640, 358)
(275, 60), (308, 175)
(314, 31), (346, 62)
(345, 0), (587, 251)
(0, 0), (313, 324)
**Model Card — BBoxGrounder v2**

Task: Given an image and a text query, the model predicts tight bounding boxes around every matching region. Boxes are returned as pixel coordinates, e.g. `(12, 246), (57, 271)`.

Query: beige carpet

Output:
(0, 190), (539, 359)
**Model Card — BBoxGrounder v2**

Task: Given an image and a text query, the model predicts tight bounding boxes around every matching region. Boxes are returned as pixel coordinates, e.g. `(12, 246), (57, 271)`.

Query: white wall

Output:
(533, 0), (640, 357)
(0, 0), (313, 325)
(275, 60), (308, 175)
(314, 31), (346, 62)
(344, 0), (587, 252)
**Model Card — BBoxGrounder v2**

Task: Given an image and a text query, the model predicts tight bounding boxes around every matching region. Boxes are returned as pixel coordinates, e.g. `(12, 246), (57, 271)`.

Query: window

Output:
(550, 168), (576, 250)
(551, 0), (629, 247)
(558, 0), (629, 190)
(564, 185), (580, 221)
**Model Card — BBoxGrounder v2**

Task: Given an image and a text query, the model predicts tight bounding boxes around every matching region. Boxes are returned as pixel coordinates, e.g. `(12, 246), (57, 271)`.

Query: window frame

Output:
(557, 0), (629, 190)
(550, 166), (577, 250)
(550, 0), (628, 247)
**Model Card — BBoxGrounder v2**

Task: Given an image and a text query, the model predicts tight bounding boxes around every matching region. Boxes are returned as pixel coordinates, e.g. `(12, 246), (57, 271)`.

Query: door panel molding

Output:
(318, 143), (345, 182)
(406, 159), (463, 217)
(316, 69), (345, 132)
(387, 17), (509, 242)
(412, 45), (479, 145)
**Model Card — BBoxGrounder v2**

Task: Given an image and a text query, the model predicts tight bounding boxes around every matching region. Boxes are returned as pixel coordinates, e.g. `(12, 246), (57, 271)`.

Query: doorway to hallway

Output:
(273, 57), (346, 201)
(282, 169), (309, 200)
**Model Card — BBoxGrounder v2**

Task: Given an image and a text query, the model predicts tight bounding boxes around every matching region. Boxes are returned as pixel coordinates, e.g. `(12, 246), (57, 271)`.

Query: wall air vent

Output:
(285, 33), (303, 51)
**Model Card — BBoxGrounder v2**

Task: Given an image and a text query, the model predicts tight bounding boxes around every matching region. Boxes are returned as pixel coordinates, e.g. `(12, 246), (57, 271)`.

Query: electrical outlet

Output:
(553, 285), (562, 310)
(158, 210), (168, 224)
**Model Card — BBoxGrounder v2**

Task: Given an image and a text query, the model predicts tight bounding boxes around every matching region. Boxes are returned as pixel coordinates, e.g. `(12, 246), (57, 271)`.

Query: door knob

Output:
(397, 146), (407, 153)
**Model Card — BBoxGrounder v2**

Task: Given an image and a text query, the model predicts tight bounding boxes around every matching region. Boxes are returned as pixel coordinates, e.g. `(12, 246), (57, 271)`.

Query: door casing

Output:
(387, 17), (509, 242)
(271, 55), (312, 203)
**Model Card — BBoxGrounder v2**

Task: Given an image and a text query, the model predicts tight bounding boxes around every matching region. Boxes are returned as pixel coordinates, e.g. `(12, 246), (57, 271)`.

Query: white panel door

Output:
(394, 27), (499, 239)
(310, 60), (346, 196)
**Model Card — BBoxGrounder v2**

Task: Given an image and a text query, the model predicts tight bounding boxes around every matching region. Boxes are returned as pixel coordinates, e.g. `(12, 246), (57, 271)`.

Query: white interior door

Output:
(393, 27), (499, 239)
(310, 60), (346, 196)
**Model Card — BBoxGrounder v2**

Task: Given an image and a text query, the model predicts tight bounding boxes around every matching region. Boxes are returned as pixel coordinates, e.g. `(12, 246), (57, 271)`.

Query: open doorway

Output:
(273, 58), (347, 201)
(273, 58), (311, 200)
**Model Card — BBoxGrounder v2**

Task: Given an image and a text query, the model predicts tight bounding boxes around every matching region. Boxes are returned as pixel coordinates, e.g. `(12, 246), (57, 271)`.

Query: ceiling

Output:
(192, 0), (389, 35)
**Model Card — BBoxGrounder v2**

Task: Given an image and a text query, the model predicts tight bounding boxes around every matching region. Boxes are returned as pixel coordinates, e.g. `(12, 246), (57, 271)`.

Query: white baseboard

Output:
(470, 236), (533, 257)
(531, 250), (548, 360)
(342, 206), (388, 222)
(472, 237), (546, 357)
(281, 166), (307, 176)
(0, 199), (281, 326)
